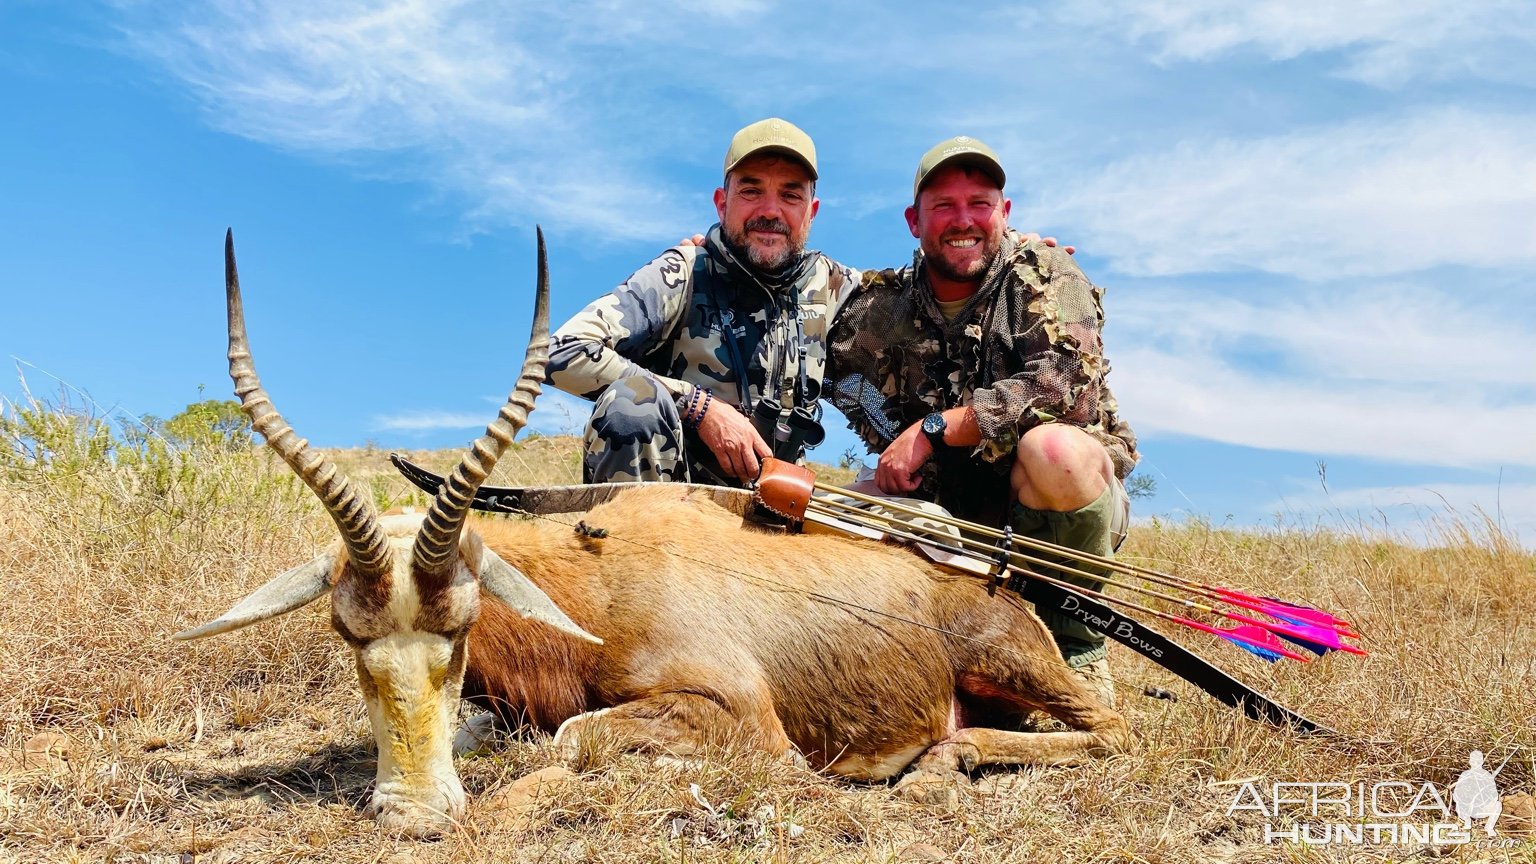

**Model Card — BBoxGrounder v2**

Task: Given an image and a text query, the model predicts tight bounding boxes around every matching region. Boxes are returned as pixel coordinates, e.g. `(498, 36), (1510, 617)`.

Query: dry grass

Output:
(1, 403), (1532, 862)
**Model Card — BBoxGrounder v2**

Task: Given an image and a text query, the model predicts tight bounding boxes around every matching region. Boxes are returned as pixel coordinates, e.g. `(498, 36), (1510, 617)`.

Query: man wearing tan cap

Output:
(546, 118), (856, 486)
(826, 136), (1139, 706)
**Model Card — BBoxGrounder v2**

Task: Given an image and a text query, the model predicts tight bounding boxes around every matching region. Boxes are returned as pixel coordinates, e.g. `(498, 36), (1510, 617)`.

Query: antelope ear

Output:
(173, 555), (336, 641)
(478, 550), (603, 645)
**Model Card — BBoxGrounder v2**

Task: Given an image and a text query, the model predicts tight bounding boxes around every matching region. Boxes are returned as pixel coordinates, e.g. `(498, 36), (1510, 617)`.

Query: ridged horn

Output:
(412, 228), (551, 576)
(225, 229), (393, 579)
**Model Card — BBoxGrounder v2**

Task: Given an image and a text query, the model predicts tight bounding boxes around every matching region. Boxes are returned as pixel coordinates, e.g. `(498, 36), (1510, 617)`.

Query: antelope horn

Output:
(413, 227), (551, 575)
(225, 229), (393, 579)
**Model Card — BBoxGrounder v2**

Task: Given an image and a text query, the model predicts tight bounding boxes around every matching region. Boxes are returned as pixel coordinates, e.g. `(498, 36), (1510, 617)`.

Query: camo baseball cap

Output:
(724, 118), (818, 181)
(913, 135), (1006, 197)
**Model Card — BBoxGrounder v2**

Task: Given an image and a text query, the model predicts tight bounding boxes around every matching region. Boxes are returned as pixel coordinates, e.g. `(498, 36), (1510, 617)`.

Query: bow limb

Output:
(390, 454), (756, 517)
(396, 454), (1336, 735)
(1015, 577), (1335, 734)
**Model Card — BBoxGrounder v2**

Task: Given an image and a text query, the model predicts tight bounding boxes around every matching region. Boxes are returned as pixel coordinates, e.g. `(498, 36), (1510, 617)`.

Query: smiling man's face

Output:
(906, 164), (1011, 288)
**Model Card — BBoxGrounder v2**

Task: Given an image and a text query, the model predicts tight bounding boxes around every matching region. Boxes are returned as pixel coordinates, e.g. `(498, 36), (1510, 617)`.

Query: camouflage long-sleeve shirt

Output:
(827, 232), (1137, 521)
(547, 230), (855, 417)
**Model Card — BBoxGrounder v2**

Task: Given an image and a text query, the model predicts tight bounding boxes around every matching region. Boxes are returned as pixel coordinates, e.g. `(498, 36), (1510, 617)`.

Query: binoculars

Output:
(751, 398), (825, 463)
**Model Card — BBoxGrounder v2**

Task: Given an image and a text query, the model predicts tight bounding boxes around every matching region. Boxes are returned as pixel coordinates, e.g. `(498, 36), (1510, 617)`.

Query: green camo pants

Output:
(1010, 479), (1130, 668)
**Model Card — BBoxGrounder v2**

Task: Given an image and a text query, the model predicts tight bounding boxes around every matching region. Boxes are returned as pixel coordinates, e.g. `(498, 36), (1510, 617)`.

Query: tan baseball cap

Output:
(724, 118), (818, 180)
(913, 135), (1005, 197)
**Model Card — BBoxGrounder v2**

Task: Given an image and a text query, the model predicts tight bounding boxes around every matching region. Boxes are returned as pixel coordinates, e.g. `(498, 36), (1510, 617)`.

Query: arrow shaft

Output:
(807, 497), (1355, 654)
(815, 482), (1354, 631)
(805, 500), (1310, 662)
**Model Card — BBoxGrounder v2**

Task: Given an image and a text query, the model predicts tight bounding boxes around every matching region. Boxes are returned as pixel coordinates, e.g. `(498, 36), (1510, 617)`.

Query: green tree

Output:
(161, 399), (253, 450)
(1125, 473), (1157, 501)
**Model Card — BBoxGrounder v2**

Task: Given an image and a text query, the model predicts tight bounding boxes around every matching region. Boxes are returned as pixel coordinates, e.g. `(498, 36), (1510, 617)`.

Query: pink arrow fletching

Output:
(1213, 589), (1360, 638)
(1173, 616), (1311, 663)
(1225, 610), (1369, 656)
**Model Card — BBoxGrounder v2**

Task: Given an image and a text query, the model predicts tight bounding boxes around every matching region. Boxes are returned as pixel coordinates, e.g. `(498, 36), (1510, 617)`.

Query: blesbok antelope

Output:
(176, 230), (1130, 838)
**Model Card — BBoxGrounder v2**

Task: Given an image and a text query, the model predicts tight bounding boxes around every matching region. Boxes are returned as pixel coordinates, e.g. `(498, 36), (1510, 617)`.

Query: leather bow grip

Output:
(754, 458), (815, 521)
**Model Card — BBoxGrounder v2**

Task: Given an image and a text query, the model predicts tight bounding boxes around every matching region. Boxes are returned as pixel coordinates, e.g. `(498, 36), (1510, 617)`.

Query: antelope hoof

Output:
(915, 741), (982, 774)
(453, 711), (501, 756)
(551, 708), (612, 764)
(894, 769), (967, 808)
(781, 748), (810, 771)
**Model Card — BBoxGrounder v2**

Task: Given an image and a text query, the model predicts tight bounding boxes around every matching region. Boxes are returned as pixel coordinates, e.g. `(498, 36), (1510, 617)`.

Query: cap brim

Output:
(726, 145), (818, 180)
(920, 152), (1005, 194)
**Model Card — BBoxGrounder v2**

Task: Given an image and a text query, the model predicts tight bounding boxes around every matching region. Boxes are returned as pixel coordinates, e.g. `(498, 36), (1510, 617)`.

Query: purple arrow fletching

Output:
(1262, 614), (1368, 656)
(1258, 595), (1359, 637)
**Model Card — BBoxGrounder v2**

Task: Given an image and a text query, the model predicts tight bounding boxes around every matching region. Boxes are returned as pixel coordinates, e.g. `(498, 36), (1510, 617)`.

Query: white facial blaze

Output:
(362, 630), (466, 827)
(327, 516), (565, 835)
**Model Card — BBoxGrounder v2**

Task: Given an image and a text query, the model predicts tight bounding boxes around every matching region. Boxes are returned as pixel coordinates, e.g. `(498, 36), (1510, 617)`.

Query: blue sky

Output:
(3, 1), (1534, 545)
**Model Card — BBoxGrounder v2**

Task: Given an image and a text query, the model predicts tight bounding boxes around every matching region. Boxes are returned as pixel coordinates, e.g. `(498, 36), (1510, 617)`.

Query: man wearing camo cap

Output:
(826, 136), (1140, 706)
(546, 118), (856, 485)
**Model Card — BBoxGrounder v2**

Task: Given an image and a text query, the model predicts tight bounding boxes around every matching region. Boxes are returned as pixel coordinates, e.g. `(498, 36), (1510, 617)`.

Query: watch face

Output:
(922, 413), (945, 436)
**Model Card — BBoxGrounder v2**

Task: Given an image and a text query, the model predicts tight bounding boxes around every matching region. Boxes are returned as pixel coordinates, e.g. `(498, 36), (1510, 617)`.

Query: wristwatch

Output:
(920, 412), (947, 449)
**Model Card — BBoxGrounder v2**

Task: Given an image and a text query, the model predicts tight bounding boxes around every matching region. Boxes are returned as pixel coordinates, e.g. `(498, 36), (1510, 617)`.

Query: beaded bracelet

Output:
(683, 388), (713, 429)
(682, 387), (702, 425)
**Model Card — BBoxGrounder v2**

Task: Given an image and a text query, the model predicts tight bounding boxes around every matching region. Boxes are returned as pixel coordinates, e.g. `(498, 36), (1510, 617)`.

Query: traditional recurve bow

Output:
(392, 454), (1344, 735)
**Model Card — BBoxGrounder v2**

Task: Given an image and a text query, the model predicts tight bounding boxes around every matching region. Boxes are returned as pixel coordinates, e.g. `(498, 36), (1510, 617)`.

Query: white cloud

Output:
(1111, 282), (1536, 389)
(105, 1), (1131, 246)
(372, 410), (488, 433)
(1114, 341), (1536, 470)
(519, 387), (593, 437)
(373, 386), (590, 436)
(109, 2), (1536, 264)
(1034, 108), (1536, 279)
(116, 0), (694, 241)
(1260, 480), (1536, 547)
(1069, 0), (1536, 88)
(1100, 257), (1536, 478)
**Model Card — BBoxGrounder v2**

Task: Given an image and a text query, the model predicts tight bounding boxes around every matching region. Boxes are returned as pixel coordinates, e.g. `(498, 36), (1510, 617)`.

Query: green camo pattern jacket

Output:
(827, 232), (1138, 517)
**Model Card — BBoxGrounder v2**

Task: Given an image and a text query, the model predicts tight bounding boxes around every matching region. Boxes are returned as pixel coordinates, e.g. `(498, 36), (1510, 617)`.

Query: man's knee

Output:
(1011, 424), (1113, 512)
(584, 376), (686, 483)
(587, 376), (677, 441)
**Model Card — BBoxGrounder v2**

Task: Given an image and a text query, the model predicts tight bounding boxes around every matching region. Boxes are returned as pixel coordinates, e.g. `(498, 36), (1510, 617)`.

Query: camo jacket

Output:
(827, 232), (1138, 519)
(547, 237), (856, 417)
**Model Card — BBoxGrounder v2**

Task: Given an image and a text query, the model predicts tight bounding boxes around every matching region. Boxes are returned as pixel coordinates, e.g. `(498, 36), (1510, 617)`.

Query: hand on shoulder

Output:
(1014, 229), (1076, 256)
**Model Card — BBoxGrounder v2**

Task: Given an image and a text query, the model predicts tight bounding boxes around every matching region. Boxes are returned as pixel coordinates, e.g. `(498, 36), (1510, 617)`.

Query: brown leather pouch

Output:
(754, 458), (816, 521)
